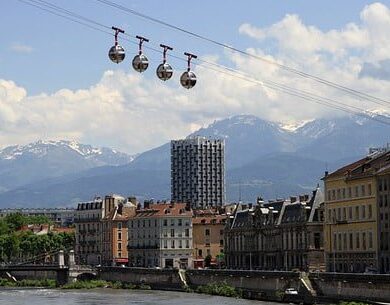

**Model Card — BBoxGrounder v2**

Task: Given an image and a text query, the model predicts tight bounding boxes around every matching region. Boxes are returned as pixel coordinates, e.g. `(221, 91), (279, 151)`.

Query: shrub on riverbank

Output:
(196, 281), (241, 298)
(0, 278), (56, 288)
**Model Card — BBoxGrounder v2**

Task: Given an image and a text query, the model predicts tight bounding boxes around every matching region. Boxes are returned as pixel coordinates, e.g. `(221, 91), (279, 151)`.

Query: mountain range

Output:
(0, 114), (388, 207)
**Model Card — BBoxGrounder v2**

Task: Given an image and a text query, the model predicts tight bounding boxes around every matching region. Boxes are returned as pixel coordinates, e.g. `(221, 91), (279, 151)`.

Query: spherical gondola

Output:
(109, 26), (125, 64)
(180, 70), (197, 89)
(109, 44), (125, 64)
(156, 62), (173, 81)
(132, 36), (149, 73)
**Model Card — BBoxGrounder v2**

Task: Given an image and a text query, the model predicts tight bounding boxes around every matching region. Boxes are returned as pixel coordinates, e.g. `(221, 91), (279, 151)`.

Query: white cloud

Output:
(9, 43), (34, 53)
(1, 3), (390, 154)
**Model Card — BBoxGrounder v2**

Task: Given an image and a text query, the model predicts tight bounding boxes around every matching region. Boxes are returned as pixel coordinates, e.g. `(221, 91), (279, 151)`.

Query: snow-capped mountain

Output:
(0, 113), (389, 207)
(0, 140), (136, 193)
(0, 140), (135, 165)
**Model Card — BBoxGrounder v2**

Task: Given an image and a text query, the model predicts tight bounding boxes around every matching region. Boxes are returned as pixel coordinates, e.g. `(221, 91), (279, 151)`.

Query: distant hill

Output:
(0, 113), (388, 207)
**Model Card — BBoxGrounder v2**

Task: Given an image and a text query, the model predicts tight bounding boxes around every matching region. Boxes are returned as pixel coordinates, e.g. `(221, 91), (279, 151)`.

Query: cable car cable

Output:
(15, 0), (390, 126)
(94, 0), (390, 107)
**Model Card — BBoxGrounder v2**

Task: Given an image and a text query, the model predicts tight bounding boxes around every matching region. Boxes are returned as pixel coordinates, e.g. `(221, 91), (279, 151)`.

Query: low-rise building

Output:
(224, 188), (324, 271)
(0, 208), (75, 227)
(101, 195), (136, 266)
(128, 202), (193, 269)
(192, 209), (227, 268)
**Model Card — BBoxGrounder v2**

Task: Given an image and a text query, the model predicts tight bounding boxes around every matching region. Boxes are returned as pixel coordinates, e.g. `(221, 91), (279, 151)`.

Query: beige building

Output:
(323, 149), (390, 273)
(101, 195), (136, 266)
(128, 202), (193, 269)
(192, 210), (227, 268)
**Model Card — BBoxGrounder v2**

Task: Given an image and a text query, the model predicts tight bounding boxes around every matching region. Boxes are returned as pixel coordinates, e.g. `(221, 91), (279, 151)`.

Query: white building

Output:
(128, 202), (193, 269)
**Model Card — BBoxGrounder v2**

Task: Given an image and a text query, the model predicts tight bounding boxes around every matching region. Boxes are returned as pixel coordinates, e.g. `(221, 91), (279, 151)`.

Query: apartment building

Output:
(128, 202), (193, 269)
(224, 188), (324, 271)
(192, 209), (227, 268)
(74, 197), (105, 265)
(171, 137), (225, 209)
(323, 149), (390, 273)
(101, 195), (136, 266)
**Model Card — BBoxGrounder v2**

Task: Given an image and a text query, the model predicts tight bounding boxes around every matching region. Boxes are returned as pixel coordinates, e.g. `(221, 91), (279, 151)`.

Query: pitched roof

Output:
(132, 203), (192, 218)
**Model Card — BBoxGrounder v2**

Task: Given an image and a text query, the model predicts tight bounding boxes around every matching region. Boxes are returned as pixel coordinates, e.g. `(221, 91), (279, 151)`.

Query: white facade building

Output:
(128, 202), (193, 269)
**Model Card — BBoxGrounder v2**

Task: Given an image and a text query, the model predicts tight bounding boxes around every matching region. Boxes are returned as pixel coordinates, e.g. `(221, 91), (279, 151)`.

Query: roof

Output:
(193, 214), (227, 225)
(132, 203), (192, 218)
(324, 150), (390, 180)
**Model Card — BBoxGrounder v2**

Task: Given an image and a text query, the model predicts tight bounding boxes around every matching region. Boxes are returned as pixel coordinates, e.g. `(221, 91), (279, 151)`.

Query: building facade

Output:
(224, 188), (325, 271)
(128, 203), (193, 269)
(171, 137), (225, 208)
(0, 208), (75, 227)
(101, 195), (136, 266)
(74, 197), (105, 265)
(323, 149), (390, 273)
(192, 209), (227, 268)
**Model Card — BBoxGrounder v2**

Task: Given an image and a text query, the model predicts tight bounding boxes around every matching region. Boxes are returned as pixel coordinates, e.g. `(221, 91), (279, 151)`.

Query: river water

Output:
(0, 289), (285, 305)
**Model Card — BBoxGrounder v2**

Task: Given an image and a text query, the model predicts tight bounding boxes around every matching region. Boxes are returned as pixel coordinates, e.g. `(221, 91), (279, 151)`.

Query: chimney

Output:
(324, 171), (328, 177)
(304, 194), (309, 202)
(128, 196), (137, 205)
(299, 195), (305, 202)
(144, 200), (150, 209)
(136, 203), (141, 210)
(185, 202), (191, 211)
(290, 196), (297, 203)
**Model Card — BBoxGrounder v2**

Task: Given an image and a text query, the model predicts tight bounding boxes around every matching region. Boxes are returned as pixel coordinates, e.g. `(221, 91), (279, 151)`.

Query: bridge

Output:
(0, 250), (97, 285)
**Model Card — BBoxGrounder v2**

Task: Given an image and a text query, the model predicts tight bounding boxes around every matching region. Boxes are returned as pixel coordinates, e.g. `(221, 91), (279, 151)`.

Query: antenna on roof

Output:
(238, 180), (242, 203)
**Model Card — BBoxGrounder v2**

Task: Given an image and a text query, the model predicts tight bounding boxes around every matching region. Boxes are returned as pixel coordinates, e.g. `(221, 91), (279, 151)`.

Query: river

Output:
(0, 288), (286, 305)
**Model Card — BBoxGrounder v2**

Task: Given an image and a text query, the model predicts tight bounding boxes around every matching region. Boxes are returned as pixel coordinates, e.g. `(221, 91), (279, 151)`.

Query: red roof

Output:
(133, 203), (192, 218)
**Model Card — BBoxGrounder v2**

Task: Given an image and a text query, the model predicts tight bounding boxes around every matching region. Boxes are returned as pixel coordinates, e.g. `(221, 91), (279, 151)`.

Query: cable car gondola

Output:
(180, 52), (197, 89)
(132, 35), (149, 73)
(156, 44), (173, 81)
(108, 26), (125, 64)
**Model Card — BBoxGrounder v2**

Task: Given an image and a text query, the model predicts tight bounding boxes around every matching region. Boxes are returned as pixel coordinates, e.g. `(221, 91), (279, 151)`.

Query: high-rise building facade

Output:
(171, 137), (225, 209)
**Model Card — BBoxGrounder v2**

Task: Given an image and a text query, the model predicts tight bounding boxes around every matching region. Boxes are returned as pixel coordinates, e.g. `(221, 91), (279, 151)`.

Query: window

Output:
(164, 240), (167, 249)
(185, 229), (189, 237)
(178, 219), (182, 226)
(362, 205), (366, 219)
(369, 232), (373, 249)
(198, 249), (202, 257)
(362, 232), (366, 250)
(171, 229), (175, 237)
(368, 205), (372, 219)
(186, 239), (189, 248)
(220, 239), (224, 246)
(348, 187), (352, 198)
(118, 242), (122, 250)
(349, 207), (353, 220)
(163, 219), (168, 226)
(171, 219), (175, 226)
(118, 232), (122, 240)
(205, 229), (210, 236)
(117, 222), (122, 230)
(361, 185), (366, 197)
(356, 233), (360, 249)
(118, 252), (121, 258)
(355, 206), (359, 220)
(349, 233), (353, 250)
(355, 186), (359, 197)
(179, 240), (183, 248)
(342, 188), (346, 199)
(368, 184), (372, 196)
(171, 240), (175, 248)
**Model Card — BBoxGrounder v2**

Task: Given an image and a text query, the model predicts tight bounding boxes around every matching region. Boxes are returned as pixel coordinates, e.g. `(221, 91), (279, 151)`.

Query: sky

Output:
(1, 0), (390, 154)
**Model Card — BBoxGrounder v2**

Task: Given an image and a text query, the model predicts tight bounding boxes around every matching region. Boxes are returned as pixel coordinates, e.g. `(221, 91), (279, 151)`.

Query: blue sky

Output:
(1, 1), (390, 153)
(1, 0), (387, 94)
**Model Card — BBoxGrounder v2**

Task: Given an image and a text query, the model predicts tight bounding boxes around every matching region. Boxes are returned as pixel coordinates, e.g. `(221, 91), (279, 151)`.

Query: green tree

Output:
(204, 255), (212, 267)
(5, 213), (27, 231)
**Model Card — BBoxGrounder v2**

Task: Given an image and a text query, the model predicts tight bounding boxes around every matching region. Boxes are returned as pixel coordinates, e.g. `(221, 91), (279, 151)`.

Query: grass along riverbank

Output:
(195, 281), (242, 298)
(61, 280), (151, 290)
(0, 278), (56, 288)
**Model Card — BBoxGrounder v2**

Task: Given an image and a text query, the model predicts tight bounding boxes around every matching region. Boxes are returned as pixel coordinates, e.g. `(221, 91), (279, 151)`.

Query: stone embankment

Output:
(99, 268), (390, 304)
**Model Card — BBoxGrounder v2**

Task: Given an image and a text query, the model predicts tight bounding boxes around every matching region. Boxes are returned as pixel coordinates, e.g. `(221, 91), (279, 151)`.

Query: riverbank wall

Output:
(98, 268), (390, 303)
(98, 267), (183, 290)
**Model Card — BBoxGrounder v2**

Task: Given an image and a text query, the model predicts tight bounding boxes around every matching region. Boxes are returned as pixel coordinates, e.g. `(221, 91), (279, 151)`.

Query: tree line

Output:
(0, 213), (74, 263)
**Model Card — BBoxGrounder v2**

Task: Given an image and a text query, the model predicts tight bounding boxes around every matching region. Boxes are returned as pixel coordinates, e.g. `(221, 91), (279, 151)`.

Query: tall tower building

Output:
(171, 137), (225, 209)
